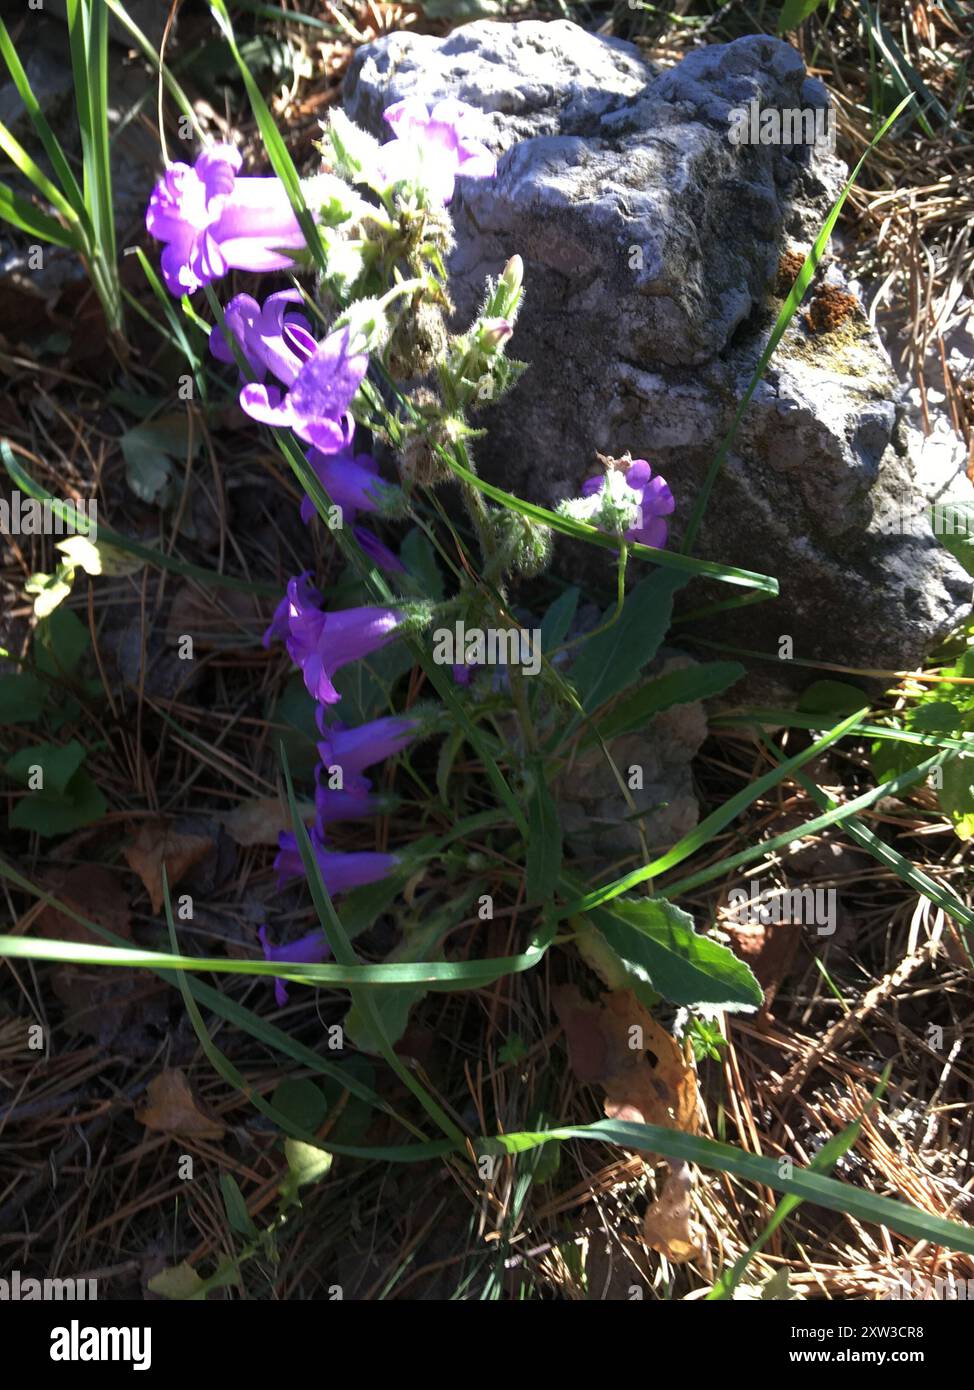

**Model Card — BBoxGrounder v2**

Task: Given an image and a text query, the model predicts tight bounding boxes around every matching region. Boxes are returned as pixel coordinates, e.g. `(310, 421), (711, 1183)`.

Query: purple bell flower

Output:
(258, 926), (330, 1008)
(315, 714), (419, 780)
(263, 574), (405, 706)
(274, 826), (399, 894)
(315, 773), (382, 826)
(266, 575), (404, 706)
(146, 145), (307, 296)
(376, 98), (496, 205)
(209, 288), (315, 383)
(300, 445), (399, 526)
(239, 322), (369, 453)
(584, 459), (675, 549)
(262, 570), (322, 649)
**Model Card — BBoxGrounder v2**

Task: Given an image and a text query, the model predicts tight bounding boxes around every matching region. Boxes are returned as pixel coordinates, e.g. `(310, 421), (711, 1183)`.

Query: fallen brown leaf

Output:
(123, 820), (214, 914)
(552, 986), (698, 1132)
(641, 1161), (704, 1263)
(136, 1068), (225, 1140)
(722, 911), (801, 1016)
(221, 797), (315, 847)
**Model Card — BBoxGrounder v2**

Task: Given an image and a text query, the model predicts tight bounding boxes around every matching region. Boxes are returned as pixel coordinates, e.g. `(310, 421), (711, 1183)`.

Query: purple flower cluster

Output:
(376, 98), (496, 205)
(145, 145), (307, 297)
(582, 459), (675, 549)
(143, 104), (494, 1007)
(257, 576), (422, 1004)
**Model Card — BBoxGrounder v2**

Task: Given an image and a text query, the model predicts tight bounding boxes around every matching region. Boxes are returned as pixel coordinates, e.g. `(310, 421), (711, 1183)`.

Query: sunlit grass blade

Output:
(0, 18), (89, 221)
(715, 706), (974, 755)
(561, 707), (869, 915)
(0, 931), (554, 990)
(751, 729), (974, 940)
(0, 181), (79, 248)
(0, 117), (80, 224)
(487, 1117), (974, 1255)
(662, 745), (953, 899)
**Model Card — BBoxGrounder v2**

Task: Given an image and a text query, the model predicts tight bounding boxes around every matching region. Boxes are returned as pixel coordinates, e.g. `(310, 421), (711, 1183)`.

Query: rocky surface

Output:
(557, 647), (707, 859)
(345, 20), (973, 690)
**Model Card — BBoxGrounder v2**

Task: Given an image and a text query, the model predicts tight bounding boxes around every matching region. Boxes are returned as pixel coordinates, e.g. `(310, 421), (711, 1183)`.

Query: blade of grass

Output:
(279, 741), (466, 1145)
(560, 707), (869, 916)
(487, 1117), (974, 1255)
(0, 181), (79, 248)
(707, 1067), (889, 1299)
(0, 19), (90, 222)
(662, 745), (953, 899)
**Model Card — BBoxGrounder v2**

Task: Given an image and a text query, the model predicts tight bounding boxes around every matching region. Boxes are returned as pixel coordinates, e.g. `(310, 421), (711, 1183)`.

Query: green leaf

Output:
(271, 1078), (330, 1133)
(592, 660), (745, 742)
(932, 502), (974, 576)
(282, 1137), (333, 1193)
(571, 568), (687, 714)
(400, 526), (444, 599)
(777, 0), (824, 32)
(219, 1172), (256, 1238)
(526, 767), (561, 904)
(147, 1262), (206, 1301)
(9, 768), (107, 836)
(0, 673), (47, 723)
(540, 586), (580, 652)
(585, 896), (763, 1011)
(120, 415), (198, 508)
(798, 678), (871, 718)
(36, 606), (90, 679)
(940, 755), (974, 840)
(331, 641), (414, 723)
(6, 739), (86, 795)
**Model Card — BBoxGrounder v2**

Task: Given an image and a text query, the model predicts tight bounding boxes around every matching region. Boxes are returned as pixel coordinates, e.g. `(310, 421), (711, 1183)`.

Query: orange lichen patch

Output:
(805, 284), (859, 334)
(775, 248), (807, 297)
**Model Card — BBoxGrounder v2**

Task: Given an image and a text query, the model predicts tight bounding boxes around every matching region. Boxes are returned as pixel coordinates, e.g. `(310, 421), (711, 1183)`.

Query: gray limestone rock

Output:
(345, 21), (973, 689)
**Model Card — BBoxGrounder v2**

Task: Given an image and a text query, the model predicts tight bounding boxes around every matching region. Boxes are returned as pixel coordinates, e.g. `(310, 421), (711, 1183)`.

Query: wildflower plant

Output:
(5, 1), (974, 1292)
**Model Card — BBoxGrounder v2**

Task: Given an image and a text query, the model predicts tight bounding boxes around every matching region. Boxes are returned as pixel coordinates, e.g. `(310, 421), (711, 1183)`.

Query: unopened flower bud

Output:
(478, 317), (513, 351)
(500, 255), (523, 300)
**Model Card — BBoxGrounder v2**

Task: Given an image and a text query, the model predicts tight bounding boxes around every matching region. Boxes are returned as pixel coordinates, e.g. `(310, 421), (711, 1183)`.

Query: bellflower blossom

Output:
(258, 926), (330, 1008)
(146, 145), (308, 296)
(577, 459), (676, 549)
(274, 825), (399, 894)
(316, 714), (419, 779)
(315, 773), (381, 826)
(209, 288), (314, 382)
(300, 444), (398, 526)
(376, 98), (496, 205)
(208, 285), (368, 453)
(265, 574), (404, 705)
